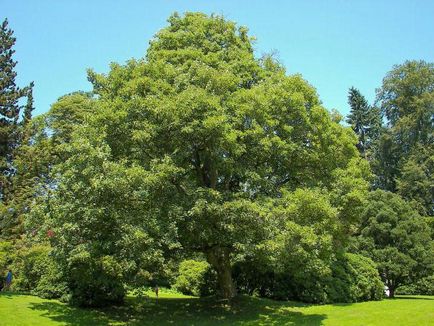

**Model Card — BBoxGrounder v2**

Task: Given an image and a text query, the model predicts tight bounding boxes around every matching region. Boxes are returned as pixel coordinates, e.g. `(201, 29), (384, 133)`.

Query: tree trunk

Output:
(206, 246), (236, 299)
(389, 286), (395, 298)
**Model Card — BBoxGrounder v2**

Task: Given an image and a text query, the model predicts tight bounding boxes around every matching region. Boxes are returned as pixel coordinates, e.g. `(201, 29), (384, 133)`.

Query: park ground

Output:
(0, 290), (433, 326)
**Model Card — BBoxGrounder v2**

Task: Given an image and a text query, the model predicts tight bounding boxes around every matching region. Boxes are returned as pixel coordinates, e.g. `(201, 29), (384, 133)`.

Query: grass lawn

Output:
(0, 290), (433, 325)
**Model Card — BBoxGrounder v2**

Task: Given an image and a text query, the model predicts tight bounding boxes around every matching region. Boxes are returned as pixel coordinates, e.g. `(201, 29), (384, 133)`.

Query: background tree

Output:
(346, 87), (382, 157)
(376, 60), (433, 150)
(0, 92), (103, 301)
(0, 18), (34, 239)
(355, 190), (433, 298)
(13, 92), (96, 235)
(370, 131), (400, 191)
(396, 144), (433, 216)
(371, 60), (434, 193)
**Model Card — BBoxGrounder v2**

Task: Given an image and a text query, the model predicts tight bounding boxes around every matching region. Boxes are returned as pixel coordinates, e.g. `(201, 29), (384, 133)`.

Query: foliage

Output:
(354, 190), (433, 297)
(65, 250), (126, 307)
(370, 130), (401, 191)
(376, 60), (433, 149)
(371, 60), (434, 193)
(233, 189), (381, 303)
(234, 252), (383, 304)
(326, 253), (383, 302)
(173, 259), (216, 296)
(10, 244), (67, 299)
(396, 275), (434, 295)
(396, 144), (434, 216)
(269, 189), (340, 303)
(346, 87), (382, 157)
(329, 157), (371, 237)
(0, 18), (34, 239)
(41, 12), (362, 303)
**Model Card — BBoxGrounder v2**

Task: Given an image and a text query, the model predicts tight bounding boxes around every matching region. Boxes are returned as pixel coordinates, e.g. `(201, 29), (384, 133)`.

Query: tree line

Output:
(0, 13), (432, 306)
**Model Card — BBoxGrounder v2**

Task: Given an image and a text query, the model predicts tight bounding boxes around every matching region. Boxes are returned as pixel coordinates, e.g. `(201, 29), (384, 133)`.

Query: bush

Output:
(173, 260), (216, 297)
(12, 245), (50, 291)
(0, 241), (14, 278)
(233, 253), (383, 303)
(0, 241), (14, 291)
(327, 253), (384, 302)
(396, 275), (434, 295)
(66, 249), (126, 307)
(11, 244), (67, 299)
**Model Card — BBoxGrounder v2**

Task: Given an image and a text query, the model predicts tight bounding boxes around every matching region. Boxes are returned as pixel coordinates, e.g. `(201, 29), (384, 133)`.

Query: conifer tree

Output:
(0, 18), (34, 238)
(346, 87), (382, 157)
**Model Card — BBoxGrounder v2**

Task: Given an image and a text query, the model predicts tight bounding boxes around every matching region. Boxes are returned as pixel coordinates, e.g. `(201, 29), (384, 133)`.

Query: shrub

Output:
(233, 253), (383, 303)
(396, 275), (434, 295)
(12, 245), (51, 292)
(0, 241), (14, 280)
(0, 241), (15, 290)
(327, 253), (384, 302)
(66, 249), (126, 307)
(173, 260), (216, 297)
(10, 244), (67, 299)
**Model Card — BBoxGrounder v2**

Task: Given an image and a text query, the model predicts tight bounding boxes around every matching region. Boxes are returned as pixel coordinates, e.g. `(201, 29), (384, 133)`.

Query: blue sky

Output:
(3, 0), (434, 116)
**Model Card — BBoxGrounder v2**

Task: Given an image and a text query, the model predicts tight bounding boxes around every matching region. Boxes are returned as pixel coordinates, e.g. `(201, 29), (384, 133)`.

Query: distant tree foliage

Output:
(396, 144), (434, 216)
(346, 87), (382, 157)
(0, 18), (34, 239)
(377, 60), (433, 149)
(355, 190), (433, 298)
(371, 60), (434, 195)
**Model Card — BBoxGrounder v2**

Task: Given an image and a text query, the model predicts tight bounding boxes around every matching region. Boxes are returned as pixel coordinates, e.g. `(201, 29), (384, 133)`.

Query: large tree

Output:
(45, 12), (361, 304)
(355, 190), (433, 297)
(0, 18), (34, 238)
(376, 60), (433, 150)
(396, 144), (434, 216)
(372, 61), (434, 193)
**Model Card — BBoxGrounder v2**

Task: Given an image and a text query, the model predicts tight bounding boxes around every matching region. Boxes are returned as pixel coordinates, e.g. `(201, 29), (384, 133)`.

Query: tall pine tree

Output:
(0, 18), (34, 238)
(346, 87), (382, 157)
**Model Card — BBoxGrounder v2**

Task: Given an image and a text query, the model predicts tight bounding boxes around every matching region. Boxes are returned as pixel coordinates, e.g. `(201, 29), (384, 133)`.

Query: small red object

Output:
(47, 229), (55, 238)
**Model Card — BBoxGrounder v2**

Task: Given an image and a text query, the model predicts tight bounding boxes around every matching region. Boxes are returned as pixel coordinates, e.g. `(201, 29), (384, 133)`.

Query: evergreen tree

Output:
(22, 82), (34, 127)
(0, 18), (34, 238)
(346, 87), (382, 157)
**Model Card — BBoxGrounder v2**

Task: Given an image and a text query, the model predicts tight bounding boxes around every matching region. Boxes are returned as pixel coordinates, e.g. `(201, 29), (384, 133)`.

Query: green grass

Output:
(0, 290), (433, 325)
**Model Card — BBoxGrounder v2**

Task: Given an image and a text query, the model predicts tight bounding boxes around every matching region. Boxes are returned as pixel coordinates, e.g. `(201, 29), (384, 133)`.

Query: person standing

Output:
(154, 285), (159, 300)
(3, 270), (12, 291)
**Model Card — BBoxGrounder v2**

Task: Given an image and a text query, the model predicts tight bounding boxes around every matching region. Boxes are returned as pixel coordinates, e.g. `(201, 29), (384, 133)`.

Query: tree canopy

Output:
(37, 12), (364, 303)
(0, 18), (34, 239)
(355, 190), (433, 297)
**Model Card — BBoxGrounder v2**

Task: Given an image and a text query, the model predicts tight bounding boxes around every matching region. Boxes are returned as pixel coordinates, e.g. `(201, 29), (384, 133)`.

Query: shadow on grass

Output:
(329, 302), (355, 307)
(29, 301), (116, 326)
(27, 295), (327, 325)
(393, 295), (434, 300)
